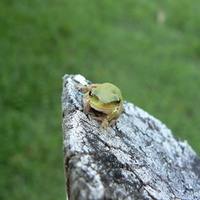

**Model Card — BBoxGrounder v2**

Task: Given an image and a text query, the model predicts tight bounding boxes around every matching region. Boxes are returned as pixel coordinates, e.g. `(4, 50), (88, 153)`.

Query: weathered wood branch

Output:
(62, 74), (200, 200)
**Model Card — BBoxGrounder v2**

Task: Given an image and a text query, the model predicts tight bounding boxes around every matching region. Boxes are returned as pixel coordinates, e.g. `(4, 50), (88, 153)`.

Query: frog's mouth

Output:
(90, 101), (115, 115)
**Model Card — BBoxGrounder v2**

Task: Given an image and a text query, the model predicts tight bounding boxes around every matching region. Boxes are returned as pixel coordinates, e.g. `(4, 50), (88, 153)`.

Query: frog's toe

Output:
(108, 120), (116, 127)
(99, 119), (112, 133)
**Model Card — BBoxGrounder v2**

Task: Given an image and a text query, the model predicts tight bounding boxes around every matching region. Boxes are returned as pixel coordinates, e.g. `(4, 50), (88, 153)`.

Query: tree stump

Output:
(62, 74), (200, 200)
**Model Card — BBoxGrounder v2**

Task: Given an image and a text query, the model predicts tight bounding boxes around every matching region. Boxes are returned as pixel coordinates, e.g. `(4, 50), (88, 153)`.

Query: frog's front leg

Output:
(100, 118), (117, 133)
(108, 119), (117, 127)
(99, 118), (110, 132)
(92, 113), (117, 133)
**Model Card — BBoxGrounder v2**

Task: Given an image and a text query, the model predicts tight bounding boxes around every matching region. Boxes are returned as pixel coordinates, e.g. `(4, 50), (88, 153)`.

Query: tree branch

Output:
(62, 74), (200, 200)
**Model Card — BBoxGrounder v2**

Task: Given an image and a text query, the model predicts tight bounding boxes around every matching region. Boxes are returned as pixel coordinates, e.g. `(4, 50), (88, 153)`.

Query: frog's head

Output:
(87, 83), (123, 109)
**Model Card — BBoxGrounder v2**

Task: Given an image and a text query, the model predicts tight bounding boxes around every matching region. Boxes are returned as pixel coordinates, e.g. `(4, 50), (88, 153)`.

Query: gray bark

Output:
(62, 74), (200, 200)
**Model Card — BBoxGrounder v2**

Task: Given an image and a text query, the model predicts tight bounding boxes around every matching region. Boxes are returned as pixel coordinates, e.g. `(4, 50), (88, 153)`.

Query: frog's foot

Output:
(108, 119), (117, 127)
(74, 84), (100, 93)
(74, 84), (89, 93)
(99, 119), (110, 133)
(92, 116), (111, 133)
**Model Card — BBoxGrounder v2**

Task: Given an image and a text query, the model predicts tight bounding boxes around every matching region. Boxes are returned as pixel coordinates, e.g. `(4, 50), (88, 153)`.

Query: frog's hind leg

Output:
(74, 84), (100, 93)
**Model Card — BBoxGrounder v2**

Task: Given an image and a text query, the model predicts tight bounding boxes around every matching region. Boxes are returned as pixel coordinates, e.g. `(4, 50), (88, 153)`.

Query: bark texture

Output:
(62, 74), (200, 200)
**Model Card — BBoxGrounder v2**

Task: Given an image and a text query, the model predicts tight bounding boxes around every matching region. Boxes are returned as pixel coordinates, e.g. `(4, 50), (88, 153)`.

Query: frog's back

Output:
(93, 83), (122, 103)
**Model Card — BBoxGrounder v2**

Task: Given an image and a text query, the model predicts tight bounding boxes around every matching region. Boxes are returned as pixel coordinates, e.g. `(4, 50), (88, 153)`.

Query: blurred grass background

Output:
(1, 0), (200, 199)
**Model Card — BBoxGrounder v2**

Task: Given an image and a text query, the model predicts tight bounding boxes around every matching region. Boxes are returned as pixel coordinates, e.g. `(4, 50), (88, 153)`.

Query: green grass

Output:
(1, 0), (200, 199)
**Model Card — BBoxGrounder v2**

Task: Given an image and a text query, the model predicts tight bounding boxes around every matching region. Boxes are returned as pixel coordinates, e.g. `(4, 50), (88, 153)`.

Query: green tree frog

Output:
(75, 83), (123, 133)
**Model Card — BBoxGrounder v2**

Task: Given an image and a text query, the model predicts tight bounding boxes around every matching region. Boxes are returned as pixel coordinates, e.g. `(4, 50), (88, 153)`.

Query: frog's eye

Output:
(116, 99), (121, 104)
(89, 91), (93, 97)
